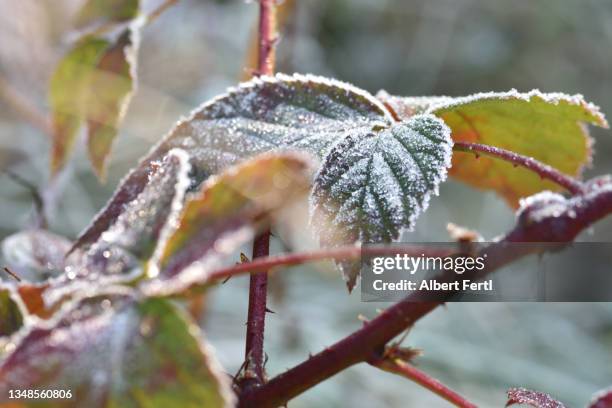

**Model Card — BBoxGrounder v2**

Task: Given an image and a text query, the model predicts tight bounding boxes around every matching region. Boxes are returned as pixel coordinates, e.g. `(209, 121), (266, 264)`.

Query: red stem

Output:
(453, 142), (584, 195)
(242, 0), (278, 388)
(209, 245), (453, 283)
(369, 358), (477, 408)
(239, 185), (612, 408)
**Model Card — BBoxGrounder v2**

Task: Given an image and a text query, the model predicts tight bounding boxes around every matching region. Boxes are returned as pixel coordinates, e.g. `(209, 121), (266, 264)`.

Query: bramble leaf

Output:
(0, 289), (234, 408)
(74, 0), (140, 29)
(311, 115), (452, 289)
(144, 152), (312, 296)
(378, 90), (608, 207)
(72, 73), (392, 252)
(45, 149), (191, 310)
(49, 37), (109, 175)
(506, 387), (566, 408)
(49, 26), (139, 179)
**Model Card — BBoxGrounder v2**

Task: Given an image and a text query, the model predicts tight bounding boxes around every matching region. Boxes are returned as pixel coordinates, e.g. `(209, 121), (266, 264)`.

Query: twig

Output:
(146, 0), (179, 25)
(369, 358), (477, 408)
(2, 170), (47, 229)
(242, 0), (279, 389)
(0, 75), (51, 137)
(238, 185), (612, 408)
(453, 142), (584, 195)
(208, 245), (453, 283)
(3, 267), (21, 282)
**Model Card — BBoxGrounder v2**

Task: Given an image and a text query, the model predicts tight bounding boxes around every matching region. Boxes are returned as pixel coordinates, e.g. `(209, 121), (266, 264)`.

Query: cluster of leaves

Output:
(2, 69), (608, 405)
(1, 151), (312, 407)
(69, 73), (607, 289)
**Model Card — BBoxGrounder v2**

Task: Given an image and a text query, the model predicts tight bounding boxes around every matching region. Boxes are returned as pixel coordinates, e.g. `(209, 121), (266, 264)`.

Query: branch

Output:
(369, 357), (477, 408)
(0, 75), (51, 137)
(238, 184), (612, 408)
(453, 142), (584, 195)
(242, 0), (278, 389)
(208, 245), (453, 283)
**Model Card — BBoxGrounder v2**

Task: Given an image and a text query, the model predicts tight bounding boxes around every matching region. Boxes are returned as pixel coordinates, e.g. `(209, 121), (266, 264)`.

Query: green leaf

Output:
(311, 115), (452, 289)
(0, 289), (234, 408)
(49, 37), (109, 175)
(0, 286), (25, 337)
(72, 73), (392, 252)
(49, 27), (139, 179)
(74, 0), (140, 29)
(87, 28), (139, 180)
(378, 90), (609, 207)
(145, 152), (312, 296)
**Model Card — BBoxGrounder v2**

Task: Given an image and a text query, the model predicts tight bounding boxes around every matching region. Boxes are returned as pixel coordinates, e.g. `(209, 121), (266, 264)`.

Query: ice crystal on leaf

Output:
(311, 115), (452, 289)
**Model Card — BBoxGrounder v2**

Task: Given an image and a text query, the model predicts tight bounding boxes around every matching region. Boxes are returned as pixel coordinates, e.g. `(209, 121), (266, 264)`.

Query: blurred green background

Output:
(1, 0), (612, 406)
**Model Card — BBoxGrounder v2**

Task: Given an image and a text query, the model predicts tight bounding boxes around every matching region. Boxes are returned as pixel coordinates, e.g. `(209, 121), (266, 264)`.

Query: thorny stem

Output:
(454, 142), (584, 195)
(369, 358), (477, 408)
(208, 245), (453, 284)
(243, 0), (278, 389)
(238, 185), (612, 408)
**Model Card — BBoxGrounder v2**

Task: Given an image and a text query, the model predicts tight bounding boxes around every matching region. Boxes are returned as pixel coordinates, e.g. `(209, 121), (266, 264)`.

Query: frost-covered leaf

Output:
(49, 36), (109, 175)
(589, 387), (612, 408)
(74, 0), (140, 29)
(71, 73), (392, 252)
(1, 229), (72, 283)
(311, 114), (452, 289)
(506, 387), (566, 408)
(44, 149), (191, 310)
(87, 27), (139, 180)
(145, 152), (312, 296)
(378, 90), (608, 207)
(0, 286), (25, 337)
(0, 288), (234, 408)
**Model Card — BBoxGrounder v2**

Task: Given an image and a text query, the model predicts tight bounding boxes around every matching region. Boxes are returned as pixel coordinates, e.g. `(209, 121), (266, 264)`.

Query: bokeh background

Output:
(1, 0), (612, 406)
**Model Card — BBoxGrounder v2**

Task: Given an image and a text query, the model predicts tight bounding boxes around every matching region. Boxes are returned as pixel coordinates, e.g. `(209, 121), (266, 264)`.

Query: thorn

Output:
(240, 253), (250, 263)
(3, 266), (21, 282)
(265, 307), (276, 314)
(357, 314), (369, 324)
(222, 276), (232, 284)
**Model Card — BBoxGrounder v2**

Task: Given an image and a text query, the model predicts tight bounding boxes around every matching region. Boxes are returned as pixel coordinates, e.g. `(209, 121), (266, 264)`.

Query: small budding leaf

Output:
(311, 115), (452, 289)
(145, 152), (312, 297)
(0, 286), (25, 337)
(72, 73), (392, 252)
(378, 90), (608, 207)
(0, 289), (235, 408)
(74, 0), (140, 29)
(506, 387), (566, 408)
(589, 387), (612, 408)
